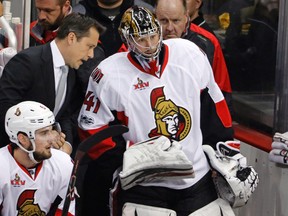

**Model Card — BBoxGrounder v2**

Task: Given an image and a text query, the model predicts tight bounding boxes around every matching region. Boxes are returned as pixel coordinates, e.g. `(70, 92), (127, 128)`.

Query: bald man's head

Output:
(155, 0), (189, 39)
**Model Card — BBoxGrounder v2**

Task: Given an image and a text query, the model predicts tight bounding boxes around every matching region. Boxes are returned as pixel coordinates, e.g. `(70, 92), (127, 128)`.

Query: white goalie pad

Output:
(188, 198), (235, 216)
(119, 136), (194, 190)
(122, 203), (176, 216)
(203, 143), (259, 208)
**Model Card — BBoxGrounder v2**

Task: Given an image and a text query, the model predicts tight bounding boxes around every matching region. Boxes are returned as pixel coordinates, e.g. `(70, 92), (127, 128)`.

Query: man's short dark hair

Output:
(57, 13), (106, 40)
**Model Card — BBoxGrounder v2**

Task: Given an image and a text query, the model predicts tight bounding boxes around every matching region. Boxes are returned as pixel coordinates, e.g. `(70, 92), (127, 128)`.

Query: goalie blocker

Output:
(203, 141), (259, 208)
(119, 136), (195, 190)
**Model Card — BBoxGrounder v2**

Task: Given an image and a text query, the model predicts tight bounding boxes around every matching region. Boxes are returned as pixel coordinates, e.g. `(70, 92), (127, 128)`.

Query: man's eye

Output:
(137, 38), (145, 43)
(160, 20), (168, 25)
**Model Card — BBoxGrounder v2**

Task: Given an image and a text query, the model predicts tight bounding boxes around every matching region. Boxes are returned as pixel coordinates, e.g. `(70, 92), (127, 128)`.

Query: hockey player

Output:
(0, 101), (75, 215)
(78, 6), (258, 215)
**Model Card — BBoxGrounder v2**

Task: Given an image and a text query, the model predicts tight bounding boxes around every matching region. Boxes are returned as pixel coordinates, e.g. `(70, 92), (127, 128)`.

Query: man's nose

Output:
(146, 39), (152, 47)
(88, 48), (94, 59)
(166, 21), (174, 31)
(38, 10), (47, 21)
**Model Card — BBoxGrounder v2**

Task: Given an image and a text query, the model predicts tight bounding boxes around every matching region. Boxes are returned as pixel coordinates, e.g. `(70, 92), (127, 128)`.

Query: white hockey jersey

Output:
(78, 38), (226, 190)
(0, 145), (75, 216)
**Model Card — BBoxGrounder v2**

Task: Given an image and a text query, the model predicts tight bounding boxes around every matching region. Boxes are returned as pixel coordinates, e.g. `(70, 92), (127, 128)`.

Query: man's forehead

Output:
(35, 0), (61, 8)
(36, 125), (52, 133)
(156, 0), (186, 15)
(134, 32), (159, 39)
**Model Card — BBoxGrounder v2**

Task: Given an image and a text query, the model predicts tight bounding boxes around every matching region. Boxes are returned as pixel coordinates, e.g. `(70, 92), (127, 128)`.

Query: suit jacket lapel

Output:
(40, 43), (56, 111)
(40, 43), (78, 118)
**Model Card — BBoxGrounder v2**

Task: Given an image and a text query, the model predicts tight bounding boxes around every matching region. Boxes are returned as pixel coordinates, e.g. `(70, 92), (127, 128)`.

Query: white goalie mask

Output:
(5, 101), (58, 162)
(118, 6), (163, 61)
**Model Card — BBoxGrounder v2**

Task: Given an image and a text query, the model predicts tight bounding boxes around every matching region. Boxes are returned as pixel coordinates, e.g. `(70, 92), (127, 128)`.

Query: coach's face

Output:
(65, 27), (99, 69)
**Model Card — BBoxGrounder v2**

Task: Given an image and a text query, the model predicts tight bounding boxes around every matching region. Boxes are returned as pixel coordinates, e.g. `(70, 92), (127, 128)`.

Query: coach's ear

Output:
(67, 32), (77, 45)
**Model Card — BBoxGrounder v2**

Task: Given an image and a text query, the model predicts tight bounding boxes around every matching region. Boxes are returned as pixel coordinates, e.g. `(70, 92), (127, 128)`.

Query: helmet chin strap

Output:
(28, 140), (41, 164)
(28, 152), (41, 164)
(16, 139), (41, 164)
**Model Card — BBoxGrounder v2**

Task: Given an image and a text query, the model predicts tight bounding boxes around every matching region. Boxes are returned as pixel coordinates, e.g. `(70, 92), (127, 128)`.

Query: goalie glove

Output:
(203, 141), (259, 208)
(269, 132), (288, 164)
(119, 136), (194, 190)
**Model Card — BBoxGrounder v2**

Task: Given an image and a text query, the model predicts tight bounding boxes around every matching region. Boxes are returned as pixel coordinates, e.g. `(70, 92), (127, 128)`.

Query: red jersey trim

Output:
(117, 111), (129, 126)
(8, 145), (43, 180)
(215, 100), (232, 127)
(127, 44), (169, 78)
(55, 209), (73, 216)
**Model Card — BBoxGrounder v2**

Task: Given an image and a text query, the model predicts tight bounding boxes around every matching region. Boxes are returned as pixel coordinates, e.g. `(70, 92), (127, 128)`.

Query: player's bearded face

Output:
(31, 127), (55, 161)
(33, 149), (52, 161)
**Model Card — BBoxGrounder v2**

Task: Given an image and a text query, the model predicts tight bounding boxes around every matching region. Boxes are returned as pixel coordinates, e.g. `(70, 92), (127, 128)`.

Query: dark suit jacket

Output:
(0, 43), (85, 147)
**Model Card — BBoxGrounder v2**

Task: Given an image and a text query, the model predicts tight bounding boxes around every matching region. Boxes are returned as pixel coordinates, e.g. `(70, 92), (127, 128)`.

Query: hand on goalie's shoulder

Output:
(269, 132), (288, 165)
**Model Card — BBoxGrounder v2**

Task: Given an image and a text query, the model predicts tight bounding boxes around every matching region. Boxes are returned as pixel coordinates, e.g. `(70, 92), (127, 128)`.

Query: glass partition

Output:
(202, 0), (279, 135)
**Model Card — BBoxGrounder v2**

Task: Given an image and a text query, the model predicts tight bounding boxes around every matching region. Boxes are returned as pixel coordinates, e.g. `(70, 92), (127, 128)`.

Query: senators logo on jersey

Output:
(149, 87), (191, 140)
(17, 190), (45, 216)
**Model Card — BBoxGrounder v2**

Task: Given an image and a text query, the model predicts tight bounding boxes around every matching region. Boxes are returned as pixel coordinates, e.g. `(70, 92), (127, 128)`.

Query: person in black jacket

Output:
(186, 0), (216, 35)
(73, 0), (154, 57)
(29, 0), (106, 152)
(0, 13), (105, 150)
(30, 0), (106, 92)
